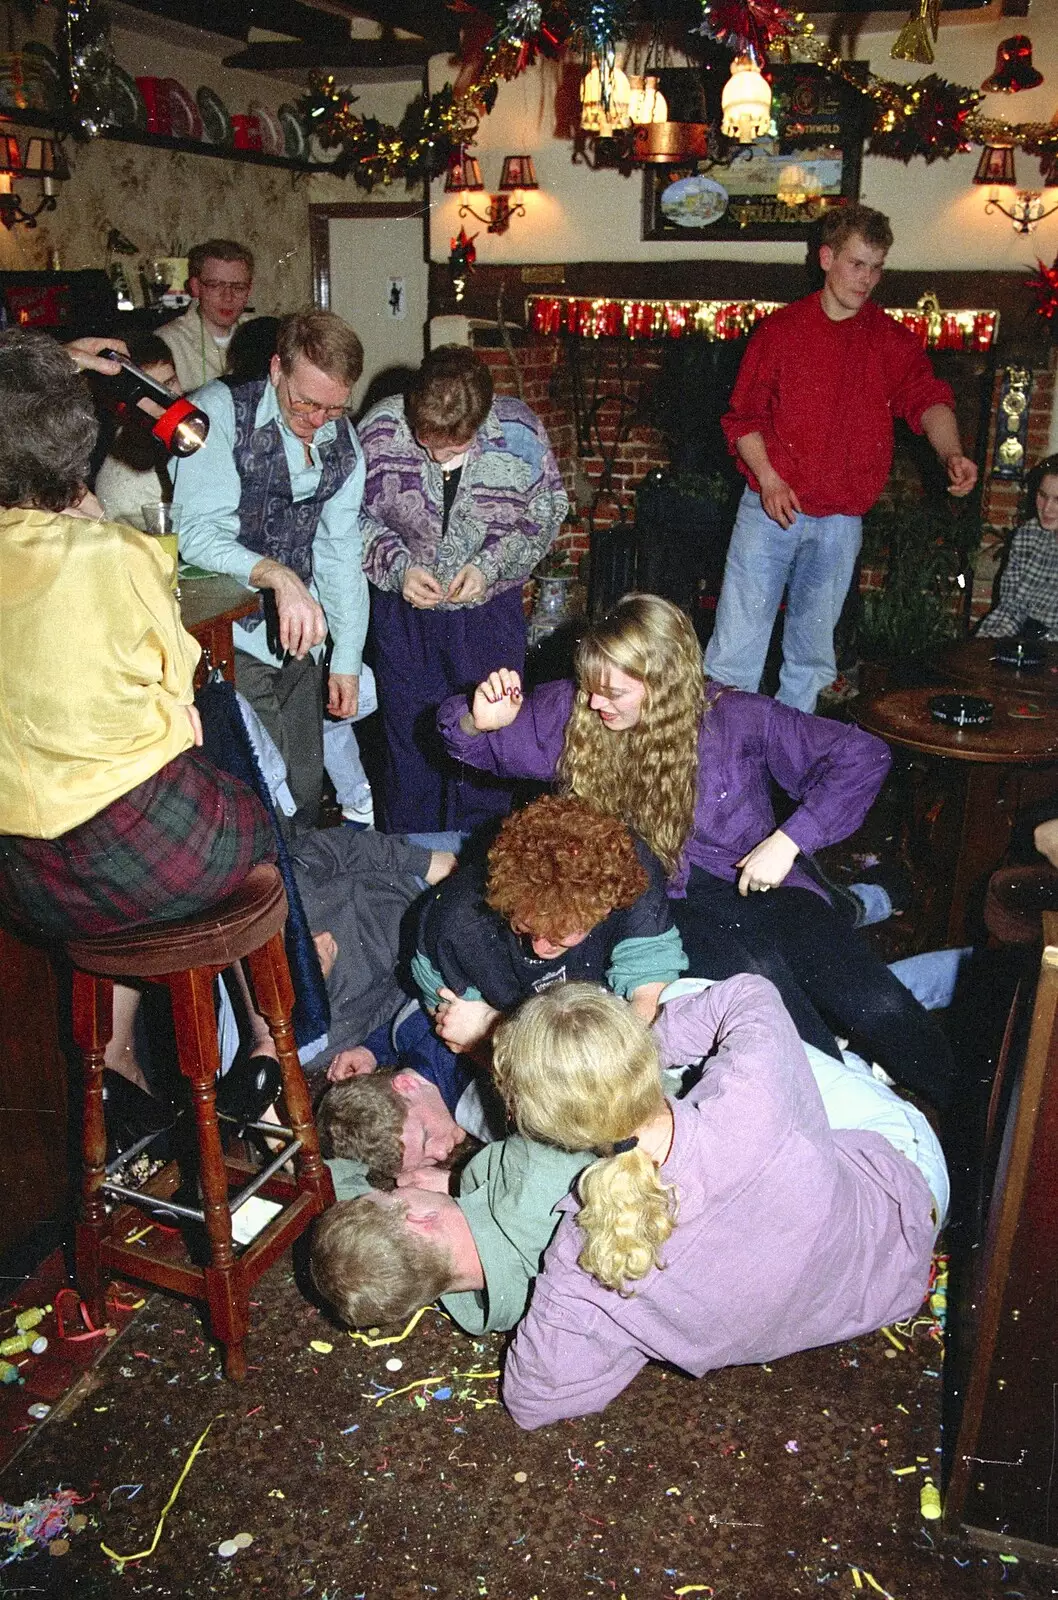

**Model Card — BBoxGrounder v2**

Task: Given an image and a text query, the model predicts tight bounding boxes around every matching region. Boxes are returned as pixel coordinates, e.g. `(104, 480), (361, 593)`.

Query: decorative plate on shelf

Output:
(107, 64), (147, 131)
(196, 85), (232, 147)
(250, 102), (284, 157)
(20, 41), (63, 110)
(659, 173), (729, 228)
(0, 52), (50, 112)
(278, 103), (306, 161)
(308, 133), (337, 166)
(164, 78), (203, 141)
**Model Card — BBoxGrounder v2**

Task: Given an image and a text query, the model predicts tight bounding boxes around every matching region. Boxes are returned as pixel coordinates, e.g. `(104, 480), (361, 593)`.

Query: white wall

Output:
(419, 0), (1058, 269)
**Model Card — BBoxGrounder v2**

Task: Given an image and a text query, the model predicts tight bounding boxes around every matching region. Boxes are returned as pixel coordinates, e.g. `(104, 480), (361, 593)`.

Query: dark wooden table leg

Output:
(946, 763), (1017, 947)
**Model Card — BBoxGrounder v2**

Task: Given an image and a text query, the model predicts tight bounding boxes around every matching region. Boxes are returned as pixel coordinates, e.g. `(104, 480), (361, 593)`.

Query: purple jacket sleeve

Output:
(436, 678), (575, 783)
(750, 696), (890, 859)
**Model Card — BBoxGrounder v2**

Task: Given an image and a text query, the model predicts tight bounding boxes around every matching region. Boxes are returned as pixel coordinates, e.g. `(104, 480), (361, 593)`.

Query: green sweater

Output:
(443, 1135), (591, 1335)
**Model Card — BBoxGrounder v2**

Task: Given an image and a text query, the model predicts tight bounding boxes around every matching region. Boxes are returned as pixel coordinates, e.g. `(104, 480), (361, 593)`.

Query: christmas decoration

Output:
(779, 11), (1058, 167)
(981, 36), (1043, 95)
(526, 294), (998, 350)
(449, 226), (478, 303)
(699, 0), (792, 62)
(1027, 256), (1058, 334)
(294, 0), (1058, 190)
(890, 0), (940, 68)
(59, 0), (122, 137)
(299, 70), (505, 189)
(868, 74), (979, 165)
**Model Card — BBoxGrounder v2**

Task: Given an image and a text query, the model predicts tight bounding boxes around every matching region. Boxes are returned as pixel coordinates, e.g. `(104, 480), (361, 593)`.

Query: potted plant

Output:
(856, 488), (982, 691)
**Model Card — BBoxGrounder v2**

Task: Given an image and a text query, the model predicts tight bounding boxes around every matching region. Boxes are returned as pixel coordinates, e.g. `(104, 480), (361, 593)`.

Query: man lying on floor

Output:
(310, 976), (947, 1368)
(311, 790), (688, 1175)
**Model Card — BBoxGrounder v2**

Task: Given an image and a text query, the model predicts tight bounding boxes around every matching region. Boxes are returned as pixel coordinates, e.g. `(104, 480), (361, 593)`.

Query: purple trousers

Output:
(370, 585), (527, 832)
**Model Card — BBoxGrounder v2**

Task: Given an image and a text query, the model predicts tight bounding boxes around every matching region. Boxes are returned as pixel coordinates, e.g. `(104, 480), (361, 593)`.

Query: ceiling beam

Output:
(223, 37), (432, 70)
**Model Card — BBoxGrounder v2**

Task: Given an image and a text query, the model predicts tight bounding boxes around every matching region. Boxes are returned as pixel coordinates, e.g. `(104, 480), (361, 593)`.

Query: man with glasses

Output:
(159, 238), (254, 394)
(173, 308), (368, 825)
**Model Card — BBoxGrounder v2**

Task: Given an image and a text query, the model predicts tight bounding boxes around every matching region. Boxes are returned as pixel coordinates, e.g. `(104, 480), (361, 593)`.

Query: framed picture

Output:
(643, 65), (865, 243)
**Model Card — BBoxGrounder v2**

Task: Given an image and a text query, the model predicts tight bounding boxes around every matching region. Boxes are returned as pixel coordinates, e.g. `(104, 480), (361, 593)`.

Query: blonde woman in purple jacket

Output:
(439, 593), (956, 1112)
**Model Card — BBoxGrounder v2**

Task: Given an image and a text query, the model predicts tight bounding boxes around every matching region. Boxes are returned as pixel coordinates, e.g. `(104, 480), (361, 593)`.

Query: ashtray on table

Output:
(929, 693), (994, 728)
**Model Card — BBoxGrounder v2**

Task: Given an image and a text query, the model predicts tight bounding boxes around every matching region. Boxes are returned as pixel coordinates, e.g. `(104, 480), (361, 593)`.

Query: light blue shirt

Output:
(171, 379), (368, 675)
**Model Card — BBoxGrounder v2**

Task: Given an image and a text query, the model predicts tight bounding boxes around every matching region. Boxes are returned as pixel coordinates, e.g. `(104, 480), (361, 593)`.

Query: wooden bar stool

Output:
(66, 863), (335, 1380)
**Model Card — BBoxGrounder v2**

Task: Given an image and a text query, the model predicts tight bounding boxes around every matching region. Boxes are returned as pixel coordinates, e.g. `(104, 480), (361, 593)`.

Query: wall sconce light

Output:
(445, 148), (483, 194)
(974, 141), (1058, 233)
(0, 132), (68, 229)
(446, 152), (537, 236)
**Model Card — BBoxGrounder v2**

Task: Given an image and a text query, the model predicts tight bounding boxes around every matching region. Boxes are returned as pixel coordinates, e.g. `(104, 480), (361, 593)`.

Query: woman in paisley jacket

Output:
(360, 345), (568, 833)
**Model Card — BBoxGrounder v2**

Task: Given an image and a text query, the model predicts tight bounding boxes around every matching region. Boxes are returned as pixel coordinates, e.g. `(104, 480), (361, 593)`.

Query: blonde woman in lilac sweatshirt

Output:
(492, 976), (944, 1431)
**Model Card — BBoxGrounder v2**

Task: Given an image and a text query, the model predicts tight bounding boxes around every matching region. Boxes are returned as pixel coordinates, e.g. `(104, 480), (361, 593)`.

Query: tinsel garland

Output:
(781, 9), (1058, 163)
(527, 294), (998, 349)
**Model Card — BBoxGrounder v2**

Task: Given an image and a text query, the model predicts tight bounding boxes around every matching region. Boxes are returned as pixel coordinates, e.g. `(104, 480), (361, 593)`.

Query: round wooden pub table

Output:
(938, 639), (1058, 705)
(855, 685), (1058, 948)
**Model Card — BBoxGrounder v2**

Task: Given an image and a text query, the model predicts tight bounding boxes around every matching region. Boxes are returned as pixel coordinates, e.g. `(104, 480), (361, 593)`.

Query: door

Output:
(310, 201), (429, 414)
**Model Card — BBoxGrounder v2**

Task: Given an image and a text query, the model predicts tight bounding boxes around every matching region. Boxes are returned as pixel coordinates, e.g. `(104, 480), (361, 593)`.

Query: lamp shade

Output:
(580, 62), (631, 136)
(627, 75), (668, 126)
(0, 135), (22, 176)
(498, 154), (537, 192)
(21, 137), (69, 181)
(720, 55), (772, 143)
(974, 144), (1017, 186)
(445, 149), (484, 192)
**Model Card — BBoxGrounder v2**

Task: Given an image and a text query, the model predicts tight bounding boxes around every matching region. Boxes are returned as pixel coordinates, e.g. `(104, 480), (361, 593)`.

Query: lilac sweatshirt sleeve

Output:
(436, 679), (575, 783)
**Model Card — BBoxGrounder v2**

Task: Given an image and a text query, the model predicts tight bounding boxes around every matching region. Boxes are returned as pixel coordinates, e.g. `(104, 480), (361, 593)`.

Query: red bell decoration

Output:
(981, 36), (1044, 95)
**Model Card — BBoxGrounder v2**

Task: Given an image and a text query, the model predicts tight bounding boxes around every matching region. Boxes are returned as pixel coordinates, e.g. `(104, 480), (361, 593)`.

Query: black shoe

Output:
(102, 1071), (177, 1163)
(215, 1055), (282, 1128)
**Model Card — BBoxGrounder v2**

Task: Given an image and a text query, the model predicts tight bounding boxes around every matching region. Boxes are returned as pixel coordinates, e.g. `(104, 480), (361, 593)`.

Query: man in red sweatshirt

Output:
(704, 204), (977, 712)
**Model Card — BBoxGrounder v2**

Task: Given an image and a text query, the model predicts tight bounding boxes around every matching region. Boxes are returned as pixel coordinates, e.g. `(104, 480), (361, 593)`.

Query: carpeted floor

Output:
(0, 1247), (1056, 1599)
(2, 763), (1056, 1596)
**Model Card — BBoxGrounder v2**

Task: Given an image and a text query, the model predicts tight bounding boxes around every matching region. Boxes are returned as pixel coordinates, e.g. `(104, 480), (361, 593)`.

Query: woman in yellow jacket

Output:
(0, 327), (274, 943)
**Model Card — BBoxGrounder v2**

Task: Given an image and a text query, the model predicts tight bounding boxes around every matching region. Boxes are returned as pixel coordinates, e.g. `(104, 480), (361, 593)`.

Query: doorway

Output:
(310, 201), (429, 415)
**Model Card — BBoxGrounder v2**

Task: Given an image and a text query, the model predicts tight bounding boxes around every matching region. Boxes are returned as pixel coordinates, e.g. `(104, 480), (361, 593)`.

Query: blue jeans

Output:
(322, 664), (378, 809)
(704, 487), (862, 713)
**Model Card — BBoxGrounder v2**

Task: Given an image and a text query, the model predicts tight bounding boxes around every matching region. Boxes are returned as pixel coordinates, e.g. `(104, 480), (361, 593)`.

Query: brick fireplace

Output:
(438, 261), (1055, 628)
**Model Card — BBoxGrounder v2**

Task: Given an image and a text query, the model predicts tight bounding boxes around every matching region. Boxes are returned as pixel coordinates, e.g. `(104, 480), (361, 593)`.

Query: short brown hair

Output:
(316, 1073), (405, 1183)
(310, 1196), (453, 1327)
(820, 204), (893, 256)
(276, 308), (363, 388)
(486, 795), (649, 944)
(406, 345), (493, 446)
(187, 238), (254, 282)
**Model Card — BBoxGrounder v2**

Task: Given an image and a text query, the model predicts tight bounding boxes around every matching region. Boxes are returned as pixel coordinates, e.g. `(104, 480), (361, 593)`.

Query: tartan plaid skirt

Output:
(0, 749), (276, 940)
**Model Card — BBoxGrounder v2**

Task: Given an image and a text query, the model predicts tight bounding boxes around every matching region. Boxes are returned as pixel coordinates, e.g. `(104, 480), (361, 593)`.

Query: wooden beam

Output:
(223, 38), (431, 71)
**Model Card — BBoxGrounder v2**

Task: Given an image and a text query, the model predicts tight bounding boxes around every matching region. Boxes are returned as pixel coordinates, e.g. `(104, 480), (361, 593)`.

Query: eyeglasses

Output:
(282, 376), (349, 421)
(196, 278), (252, 295)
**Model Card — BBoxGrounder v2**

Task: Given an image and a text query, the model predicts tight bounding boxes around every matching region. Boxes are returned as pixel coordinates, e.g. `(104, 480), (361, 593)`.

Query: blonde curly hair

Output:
(492, 983), (676, 1294)
(558, 594), (705, 878)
